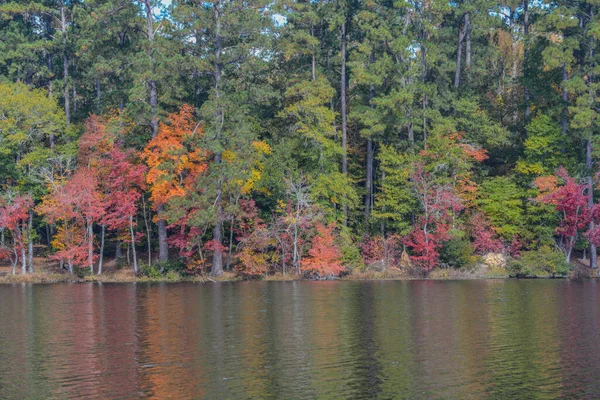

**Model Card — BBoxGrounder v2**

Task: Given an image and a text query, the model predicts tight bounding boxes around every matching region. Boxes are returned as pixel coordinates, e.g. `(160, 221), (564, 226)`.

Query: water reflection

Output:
(0, 280), (599, 399)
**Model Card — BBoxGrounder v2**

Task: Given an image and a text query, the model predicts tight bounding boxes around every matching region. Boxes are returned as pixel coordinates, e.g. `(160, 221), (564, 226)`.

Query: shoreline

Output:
(0, 269), (585, 284)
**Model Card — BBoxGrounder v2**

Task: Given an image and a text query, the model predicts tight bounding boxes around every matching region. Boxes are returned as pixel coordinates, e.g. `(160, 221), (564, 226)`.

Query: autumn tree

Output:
(143, 104), (208, 264)
(0, 194), (33, 275)
(39, 168), (102, 274)
(470, 213), (504, 255)
(99, 147), (147, 273)
(536, 168), (590, 263)
(301, 222), (344, 277)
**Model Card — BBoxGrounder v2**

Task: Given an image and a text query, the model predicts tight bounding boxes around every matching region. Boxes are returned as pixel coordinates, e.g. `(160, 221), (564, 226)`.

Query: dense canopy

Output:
(0, 0), (598, 278)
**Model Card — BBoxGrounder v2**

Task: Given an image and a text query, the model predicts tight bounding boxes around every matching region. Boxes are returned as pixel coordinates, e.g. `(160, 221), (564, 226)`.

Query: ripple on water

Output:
(0, 280), (599, 399)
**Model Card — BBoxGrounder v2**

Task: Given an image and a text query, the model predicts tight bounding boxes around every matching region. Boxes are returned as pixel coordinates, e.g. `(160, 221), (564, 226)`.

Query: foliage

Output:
(506, 245), (571, 278)
(535, 167), (589, 261)
(439, 238), (477, 270)
(476, 177), (525, 241)
(301, 222), (345, 277)
(470, 213), (504, 255)
(7, 0), (600, 277)
(141, 263), (162, 279)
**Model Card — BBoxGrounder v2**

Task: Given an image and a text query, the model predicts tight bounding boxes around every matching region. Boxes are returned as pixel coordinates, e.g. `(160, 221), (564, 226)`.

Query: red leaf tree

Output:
(470, 213), (504, 254)
(99, 147), (147, 273)
(39, 168), (103, 273)
(535, 167), (589, 262)
(0, 195), (33, 274)
(405, 163), (462, 272)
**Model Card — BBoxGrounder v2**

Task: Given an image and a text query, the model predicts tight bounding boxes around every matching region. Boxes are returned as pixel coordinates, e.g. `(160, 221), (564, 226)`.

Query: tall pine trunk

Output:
(340, 20), (348, 226)
(60, 2), (70, 125)
(523, 0), (531, 121)
(143, 0), (159, 138)
(365, 82), (375, 220)
(587, 138), (597, 270)
(211, 1), (224, 276)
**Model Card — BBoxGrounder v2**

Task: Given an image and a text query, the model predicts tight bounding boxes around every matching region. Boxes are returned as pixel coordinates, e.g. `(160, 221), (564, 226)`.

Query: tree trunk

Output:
(211, 1), (225, 277)
(12, 249), (17, 275)
(60, 2), (70, 125)
(465, 12), (471, 80)
(21, 245), (26, 276)
(87, 222), (94, 274)
(523, 0), (531, 121)
(340, 20), (348, 226)
(212, 218), (224, 276)
(143, 0), (159, 137)
(116, 238), (122, 260)
(561, 65), (568, 135)
(149, 80), (158, 137)
(311, 24), (317, 81)
(130, 216), (138, 274)
(27, 212), (34, 274)
(98, 224), (105, 275)
(587, 7), (597, 272)
(421, 40), (428, 141)
(227, 215), (234, 270)
(142, 196), (152, 266)
(157, 205), (169, 262)
(73, 85), (77, 115)
(587, 137), (597, 270)
(96, 79), (101, 113)
(293, 224), (299, 274)
(365, 138), (374, 220)
(454, 17), (464, 88)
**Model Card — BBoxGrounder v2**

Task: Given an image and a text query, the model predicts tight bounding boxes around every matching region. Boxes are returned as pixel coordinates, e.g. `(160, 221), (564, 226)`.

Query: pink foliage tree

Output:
(405, 163), (462, 272)
(536, 167), (589, 262)
(99, 147), (147, 273)
(470, 213), (504, 254)
(0, 195), (33, 274)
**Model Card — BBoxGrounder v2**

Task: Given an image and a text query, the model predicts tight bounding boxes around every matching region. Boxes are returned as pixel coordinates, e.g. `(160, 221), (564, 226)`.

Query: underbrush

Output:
(0, 272), (78, 283)
(344, 268), (414, 280)
(506, 245), (570, 278)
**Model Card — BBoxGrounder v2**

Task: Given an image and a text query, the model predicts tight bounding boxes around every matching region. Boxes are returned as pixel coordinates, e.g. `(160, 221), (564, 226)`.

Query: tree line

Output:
(0, 0), (598, 277)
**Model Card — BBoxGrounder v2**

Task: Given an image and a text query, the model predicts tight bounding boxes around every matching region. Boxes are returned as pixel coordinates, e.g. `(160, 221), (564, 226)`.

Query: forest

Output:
(0, 0), (598, 279)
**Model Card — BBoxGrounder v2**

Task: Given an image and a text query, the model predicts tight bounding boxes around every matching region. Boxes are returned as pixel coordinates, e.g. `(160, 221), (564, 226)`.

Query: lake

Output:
(0, 280), (599, 399)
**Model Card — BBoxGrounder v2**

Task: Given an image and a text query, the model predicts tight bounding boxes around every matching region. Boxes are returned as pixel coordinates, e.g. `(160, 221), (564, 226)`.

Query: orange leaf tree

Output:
(301, 222), (344, 277)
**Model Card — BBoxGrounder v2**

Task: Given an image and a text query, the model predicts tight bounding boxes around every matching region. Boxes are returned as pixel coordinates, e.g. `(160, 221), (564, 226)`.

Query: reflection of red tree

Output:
(95, 285), (141, 398)
(137, 285), (204, 398)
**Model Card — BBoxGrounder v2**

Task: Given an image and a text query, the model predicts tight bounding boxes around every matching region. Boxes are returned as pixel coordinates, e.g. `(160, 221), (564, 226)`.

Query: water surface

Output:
(1, 280), (599, 399)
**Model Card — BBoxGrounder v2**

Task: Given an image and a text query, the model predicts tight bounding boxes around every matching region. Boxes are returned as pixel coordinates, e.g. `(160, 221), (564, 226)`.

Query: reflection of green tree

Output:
(375, 282), (416, 398)
(336, 282), (383, 398)
(483, 281), (561, 399)
(244, 282), (318, 398)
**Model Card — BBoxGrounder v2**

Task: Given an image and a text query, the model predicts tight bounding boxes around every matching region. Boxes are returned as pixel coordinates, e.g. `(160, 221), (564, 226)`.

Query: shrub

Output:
(439, 238), (477, 270)
(156, 259), (187, 274)
(140, 264), (162, 279)
(506, 245), (570, 277)
(164, 270), (181, 281)
(74, 266), (92, 279)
